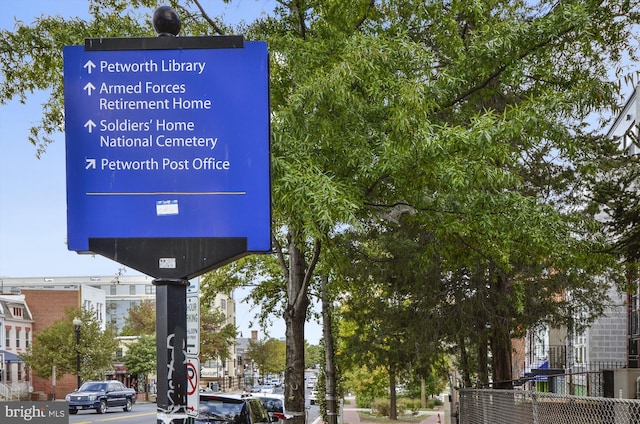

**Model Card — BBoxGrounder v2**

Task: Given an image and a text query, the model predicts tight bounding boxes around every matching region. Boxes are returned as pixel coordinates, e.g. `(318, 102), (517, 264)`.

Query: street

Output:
(69, 402), (156, 424)
(68, 388), (320, 424)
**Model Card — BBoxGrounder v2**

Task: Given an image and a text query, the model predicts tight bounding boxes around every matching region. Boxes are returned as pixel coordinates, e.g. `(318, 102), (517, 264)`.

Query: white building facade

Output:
(0, 294), (34, 392)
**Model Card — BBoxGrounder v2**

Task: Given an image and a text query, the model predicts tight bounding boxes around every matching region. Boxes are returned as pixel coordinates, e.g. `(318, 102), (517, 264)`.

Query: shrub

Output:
(426, 398), (443, 409)
(371, 398), (391, 416)
(398, 398), (420, 414)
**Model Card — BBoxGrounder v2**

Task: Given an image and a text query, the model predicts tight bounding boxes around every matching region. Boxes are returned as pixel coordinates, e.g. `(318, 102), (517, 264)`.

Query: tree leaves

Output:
(124, 334), (157, 378)
(20, 308), (119, 382)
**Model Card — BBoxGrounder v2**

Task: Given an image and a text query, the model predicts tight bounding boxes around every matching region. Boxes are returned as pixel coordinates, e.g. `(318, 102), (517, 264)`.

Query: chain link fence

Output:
(459, 389), (640, 424)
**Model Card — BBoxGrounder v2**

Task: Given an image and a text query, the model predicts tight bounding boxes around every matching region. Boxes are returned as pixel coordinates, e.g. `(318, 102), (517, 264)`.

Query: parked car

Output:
(196, 392), (271, 424)
(306, 376), (317, 389)
(308, 389), (317, 405)
(270, 378), (282, 388)
(255, 393), (292, 424)
(256, 384), (276, 394)
(66, 380), (136, 415)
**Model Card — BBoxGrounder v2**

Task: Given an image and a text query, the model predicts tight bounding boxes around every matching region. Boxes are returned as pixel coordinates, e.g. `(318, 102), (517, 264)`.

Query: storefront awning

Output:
(0, 350), (23, 363)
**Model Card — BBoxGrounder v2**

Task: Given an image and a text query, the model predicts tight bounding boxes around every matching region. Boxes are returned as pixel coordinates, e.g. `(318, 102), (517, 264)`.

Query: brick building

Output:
(22, 286), (106, 398)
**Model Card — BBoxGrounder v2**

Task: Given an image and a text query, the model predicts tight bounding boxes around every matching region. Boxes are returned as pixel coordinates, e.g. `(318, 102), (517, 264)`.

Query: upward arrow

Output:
(84, 119), (96, 133)
(83, 82), (96, 96)
(83, 60), (96, 74)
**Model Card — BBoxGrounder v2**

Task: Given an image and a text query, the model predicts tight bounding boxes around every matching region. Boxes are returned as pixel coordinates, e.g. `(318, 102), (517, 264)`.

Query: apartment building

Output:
(522, 285), (627, 395)
(521, 86), (640, 396)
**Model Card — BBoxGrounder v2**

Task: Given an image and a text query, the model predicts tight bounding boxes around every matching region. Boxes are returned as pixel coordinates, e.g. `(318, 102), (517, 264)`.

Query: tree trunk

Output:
(283, 232), (311, 424)
(389, 364), (397, 420)
(490, 275), (513, 390)
(322, 275), (338, 424)
(458, 335), (472, 388)
(477, 338), (489, 388)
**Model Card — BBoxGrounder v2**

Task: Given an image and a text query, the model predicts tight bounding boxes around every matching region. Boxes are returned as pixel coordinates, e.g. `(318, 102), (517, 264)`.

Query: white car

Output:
(306, 377), (317, 389)
(257, 384), (275, 394)
(255, 393), (292, 424)
(308, 389), (317, 405)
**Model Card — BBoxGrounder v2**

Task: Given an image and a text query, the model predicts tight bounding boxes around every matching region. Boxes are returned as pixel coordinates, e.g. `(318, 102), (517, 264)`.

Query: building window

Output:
(13, 308), (23, 317)
(25, 330), (30, 348)
(129, 285), (136, 295)
(220, 299), (227, 311)
(17, 364), (22, 381)
(110, 285), (117, 295)
(145, 285), (156, 295)
(5, 328), (10, 348)
(15, 329), (20, 348)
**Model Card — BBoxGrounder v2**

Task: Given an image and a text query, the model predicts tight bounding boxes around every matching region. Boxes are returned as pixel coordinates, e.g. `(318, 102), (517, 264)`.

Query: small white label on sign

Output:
(156, 200), (179, 216)
(159, 258), (177, 269)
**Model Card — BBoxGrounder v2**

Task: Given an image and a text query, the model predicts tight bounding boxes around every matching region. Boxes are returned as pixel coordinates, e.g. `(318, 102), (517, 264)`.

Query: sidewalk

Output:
(342, 408), (362, 424)
(342, 407), (445, 424)
(417, 410), (445, 424)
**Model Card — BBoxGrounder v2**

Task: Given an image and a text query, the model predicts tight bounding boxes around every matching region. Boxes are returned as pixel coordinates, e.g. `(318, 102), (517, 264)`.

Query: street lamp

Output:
(72, 317), (82, 389)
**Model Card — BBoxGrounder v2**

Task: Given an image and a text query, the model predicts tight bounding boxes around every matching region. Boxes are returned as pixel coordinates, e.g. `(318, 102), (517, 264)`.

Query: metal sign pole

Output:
(155, 278), (189, 424)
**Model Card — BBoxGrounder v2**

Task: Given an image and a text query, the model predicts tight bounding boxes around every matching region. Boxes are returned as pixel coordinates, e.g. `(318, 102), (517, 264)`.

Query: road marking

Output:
(89, 411), (156, 422)
(99, 412), (156, 420)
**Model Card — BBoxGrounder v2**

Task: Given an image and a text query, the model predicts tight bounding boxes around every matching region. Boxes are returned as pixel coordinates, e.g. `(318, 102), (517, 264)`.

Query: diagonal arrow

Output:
(83, 82), (96, 96)
(85, 158), (96, 170)
(83, 60), (96, 74)
(84, 119), (96, 133)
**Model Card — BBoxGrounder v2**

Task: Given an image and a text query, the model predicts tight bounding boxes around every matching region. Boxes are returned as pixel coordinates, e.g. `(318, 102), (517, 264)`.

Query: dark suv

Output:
(196, 393), (271, 424)
(65, 380), (136, 415)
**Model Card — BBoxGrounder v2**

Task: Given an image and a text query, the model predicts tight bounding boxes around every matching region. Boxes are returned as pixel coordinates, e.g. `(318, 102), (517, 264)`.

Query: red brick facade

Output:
(22, 290), (81, 398)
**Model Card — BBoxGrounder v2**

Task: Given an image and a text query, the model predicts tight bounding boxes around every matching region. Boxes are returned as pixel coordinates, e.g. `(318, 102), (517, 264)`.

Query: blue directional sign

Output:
(63, 41), (271, 263)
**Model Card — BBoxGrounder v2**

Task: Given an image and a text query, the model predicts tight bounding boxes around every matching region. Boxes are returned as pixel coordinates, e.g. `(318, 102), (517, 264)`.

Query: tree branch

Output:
(192, 0), (225, 35)
(445, 13), (578, 109)
(291, 0), (307, 40)
(295, 238), (321, 311)
(354, 0), (375, 30)
(272, 233), (289, 281)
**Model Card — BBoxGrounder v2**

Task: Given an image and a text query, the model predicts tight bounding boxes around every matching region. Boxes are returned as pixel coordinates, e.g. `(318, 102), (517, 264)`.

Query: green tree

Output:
(336, 218), (448, 418)
(246, 338), (286, 378)
(199, 297), (238, 364)
(342, 365), (388, 409)
(310, 0), (634, 394)
(123, 334), (156, 391)
(120, 300), (156, 336)
(21, 308), (119, 383)
(305, 343), (323, 369)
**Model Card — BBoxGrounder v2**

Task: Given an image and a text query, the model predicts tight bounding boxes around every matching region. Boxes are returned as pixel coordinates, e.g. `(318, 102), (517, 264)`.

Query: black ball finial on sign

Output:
(153, 6), (181, 37)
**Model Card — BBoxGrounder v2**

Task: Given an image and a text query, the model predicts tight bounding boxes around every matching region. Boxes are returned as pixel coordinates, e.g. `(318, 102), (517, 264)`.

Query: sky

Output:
(0, 0), (322, 344)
